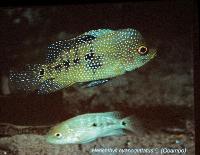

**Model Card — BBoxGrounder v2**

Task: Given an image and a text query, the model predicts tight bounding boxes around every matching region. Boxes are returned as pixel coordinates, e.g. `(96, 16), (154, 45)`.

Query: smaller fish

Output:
(45, 111), (142, 144)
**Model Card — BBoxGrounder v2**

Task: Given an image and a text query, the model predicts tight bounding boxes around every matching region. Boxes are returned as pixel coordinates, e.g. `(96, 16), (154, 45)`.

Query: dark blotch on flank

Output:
(122, 121), (127, 126)
(85, 54), (103, 74)
(63, 60), (70, 69)
(85, 51), (95, 61)
(92, 123), (97, 127)
(73, 57), (80, 64)
(89, 56), (103, 68)
(39, 68), (44, 76)
(78, 35), (96, 43)
(54, 64), (62, 71)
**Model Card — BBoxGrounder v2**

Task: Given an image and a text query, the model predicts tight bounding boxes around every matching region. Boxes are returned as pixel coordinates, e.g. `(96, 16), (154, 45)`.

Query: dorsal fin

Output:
(101, 111), (122, 119)
(78, 111), (123, 119)
(46, 34), (96, 63)
(84, 29), (113, 37)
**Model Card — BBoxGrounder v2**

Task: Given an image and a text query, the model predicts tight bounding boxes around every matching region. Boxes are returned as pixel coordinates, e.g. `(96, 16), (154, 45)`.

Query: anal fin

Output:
(101, 129), (125, 138)
(37, 78), (74, 94)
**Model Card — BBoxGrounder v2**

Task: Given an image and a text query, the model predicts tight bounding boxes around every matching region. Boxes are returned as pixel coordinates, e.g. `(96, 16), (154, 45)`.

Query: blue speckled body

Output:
(46, 111), (136, 144)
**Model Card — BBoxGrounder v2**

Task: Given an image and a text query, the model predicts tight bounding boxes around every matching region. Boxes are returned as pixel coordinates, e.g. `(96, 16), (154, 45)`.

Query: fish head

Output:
(131, 43), (157, 70)
(120, 29), (157, 71)
(45, 123), (78, 144)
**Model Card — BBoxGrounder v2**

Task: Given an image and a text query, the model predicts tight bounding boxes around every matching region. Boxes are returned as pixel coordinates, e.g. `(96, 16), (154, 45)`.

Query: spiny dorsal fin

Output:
(46, 34), (96, 63)
(84, 29), (114, 38)
(79, 111), (123, 119)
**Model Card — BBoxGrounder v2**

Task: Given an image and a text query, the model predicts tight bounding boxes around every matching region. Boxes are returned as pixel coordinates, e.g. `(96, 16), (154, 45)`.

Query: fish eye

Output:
(55, 133), (62, 138)
(137, 46), (148, 55)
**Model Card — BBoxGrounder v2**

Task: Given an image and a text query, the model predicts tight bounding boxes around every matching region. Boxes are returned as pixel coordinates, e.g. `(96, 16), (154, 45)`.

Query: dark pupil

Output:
(140, 47), (147, 53)
(56, 133), (60, 137)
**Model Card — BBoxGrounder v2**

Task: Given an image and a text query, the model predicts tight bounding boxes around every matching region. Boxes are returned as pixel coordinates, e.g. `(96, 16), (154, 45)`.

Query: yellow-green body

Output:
(9, 28), (156, 94)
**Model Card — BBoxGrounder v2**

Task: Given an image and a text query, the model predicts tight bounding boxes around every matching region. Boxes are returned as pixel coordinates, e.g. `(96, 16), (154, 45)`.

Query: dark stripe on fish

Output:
(87, 55), (103, 73)
(73, 57), (80, 64)
(39, 68), (45, 76)
(63, 60), (70, 69)
(75, 35), (96, 44)
(84, 50), (103, 73)
(54, 64), (62, 72)
(92, 123), (97, 127)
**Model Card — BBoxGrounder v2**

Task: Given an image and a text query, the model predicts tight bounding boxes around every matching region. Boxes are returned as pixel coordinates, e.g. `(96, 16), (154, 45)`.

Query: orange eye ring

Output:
(137, 46), (148, 55)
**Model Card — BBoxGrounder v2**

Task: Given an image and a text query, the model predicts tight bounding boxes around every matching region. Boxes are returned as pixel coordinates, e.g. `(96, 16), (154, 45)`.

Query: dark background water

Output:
(0, 0), (195, 131)
(0, 0), (196, 154)
(0, 0), (194, 124)
(0, 0), (193, 70)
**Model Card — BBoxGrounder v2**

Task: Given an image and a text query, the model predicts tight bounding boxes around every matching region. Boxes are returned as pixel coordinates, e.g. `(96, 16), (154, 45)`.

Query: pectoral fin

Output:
(80, 79), (110, 88)
(101, 129), (125, 138)
(80, 138), (97, 144)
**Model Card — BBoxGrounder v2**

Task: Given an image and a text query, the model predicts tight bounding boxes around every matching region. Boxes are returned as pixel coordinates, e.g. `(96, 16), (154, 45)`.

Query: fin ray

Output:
(9, 64), (44, 92)
(85, 111), (122, 119)
(101, 129), (125, 138)
(84, 29), (113, 37)
(46, 34), (96, 63)
(37, 79), (74, 94)
(80, 79), (110, 88)
(79, 138), (97, 144)
(121, 115), (144, 135)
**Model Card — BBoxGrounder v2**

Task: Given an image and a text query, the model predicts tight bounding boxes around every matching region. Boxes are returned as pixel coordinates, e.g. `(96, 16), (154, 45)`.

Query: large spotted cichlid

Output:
(45, 111), (141, 144)
(9, 28), (156, 94)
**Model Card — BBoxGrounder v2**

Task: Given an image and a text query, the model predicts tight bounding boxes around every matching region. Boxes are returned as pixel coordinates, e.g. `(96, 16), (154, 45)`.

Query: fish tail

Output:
(9, 64), (47, 93)
(120, 115), (143, 134)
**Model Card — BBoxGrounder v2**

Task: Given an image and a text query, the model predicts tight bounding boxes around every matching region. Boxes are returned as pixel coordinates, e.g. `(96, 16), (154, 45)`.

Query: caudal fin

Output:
(9, 64), (45, 93)
(120, 115), (144, 135)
